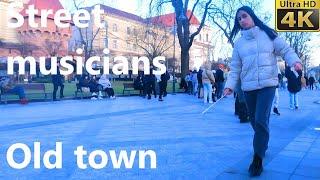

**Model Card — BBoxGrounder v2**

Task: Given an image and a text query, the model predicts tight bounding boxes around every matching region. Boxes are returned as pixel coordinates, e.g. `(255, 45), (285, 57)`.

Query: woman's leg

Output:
(208, 84), (213, 103)
(244, 90), (258, 136)
(294, 93), (299, 108)
(53, 83), (58, 100)
(193, 82), (198, 95)
(253, 87), (276, 158)
(289, 92), (294, 109)
(203, 83), (209, 103)
(245, 87), (275, 176)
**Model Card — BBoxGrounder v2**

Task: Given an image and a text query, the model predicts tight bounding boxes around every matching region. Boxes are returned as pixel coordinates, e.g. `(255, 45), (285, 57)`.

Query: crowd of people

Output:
(182, 63), (226, 104)
(133, 70), (170, 101)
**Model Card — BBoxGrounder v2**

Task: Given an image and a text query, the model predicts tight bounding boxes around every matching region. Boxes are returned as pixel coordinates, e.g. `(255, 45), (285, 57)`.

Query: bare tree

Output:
(133, 22), (173, 62)
(72, 0), (101, 61)
(208, 0), (263, 47)
(281, 32), (311, 71)
(150, 0), (212, 77)
(44, 38), (63, 57)
(16, 32), (39, 57)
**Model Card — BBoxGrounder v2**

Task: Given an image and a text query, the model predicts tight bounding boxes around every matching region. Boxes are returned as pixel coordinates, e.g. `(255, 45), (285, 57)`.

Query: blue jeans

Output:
(203, 82), (213, 103)
(289, 92), (299, 108)
(192, 81), (198, 95)
(6, 85), (26, 99)
(244, 86), (276, 158)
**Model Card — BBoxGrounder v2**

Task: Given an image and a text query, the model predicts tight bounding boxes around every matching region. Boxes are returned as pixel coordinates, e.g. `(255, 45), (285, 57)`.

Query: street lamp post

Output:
(172, 16), (177, 95)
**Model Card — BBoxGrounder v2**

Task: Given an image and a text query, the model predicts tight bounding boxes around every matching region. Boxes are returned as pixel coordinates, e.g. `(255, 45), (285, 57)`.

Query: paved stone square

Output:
(0, 89), (319, 179)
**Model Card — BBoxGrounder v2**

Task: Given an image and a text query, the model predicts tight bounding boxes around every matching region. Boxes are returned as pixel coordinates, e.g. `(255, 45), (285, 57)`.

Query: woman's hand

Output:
(294, 62), (302, 71)
(223, 88), (233, 96)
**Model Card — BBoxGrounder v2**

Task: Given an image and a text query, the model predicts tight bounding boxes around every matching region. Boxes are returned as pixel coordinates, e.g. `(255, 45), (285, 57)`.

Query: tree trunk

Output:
(181, 49), (190, 77)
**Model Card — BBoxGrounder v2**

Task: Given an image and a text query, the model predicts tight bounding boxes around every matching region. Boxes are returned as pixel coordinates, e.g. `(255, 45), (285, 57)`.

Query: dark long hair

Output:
(229, 6), (277, 43)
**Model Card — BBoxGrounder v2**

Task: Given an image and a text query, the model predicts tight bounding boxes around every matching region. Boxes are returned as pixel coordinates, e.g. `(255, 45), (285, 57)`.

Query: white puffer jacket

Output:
(99, 74), (112, 89)
(225, 26), (300, 91)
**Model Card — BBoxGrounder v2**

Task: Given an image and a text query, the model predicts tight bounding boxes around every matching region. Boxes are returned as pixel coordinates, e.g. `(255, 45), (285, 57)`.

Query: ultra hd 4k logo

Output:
(276, 0), (320, 31)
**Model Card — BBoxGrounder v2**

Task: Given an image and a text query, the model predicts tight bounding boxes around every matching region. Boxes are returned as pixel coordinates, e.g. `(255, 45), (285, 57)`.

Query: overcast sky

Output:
(60, 0), (319, 67)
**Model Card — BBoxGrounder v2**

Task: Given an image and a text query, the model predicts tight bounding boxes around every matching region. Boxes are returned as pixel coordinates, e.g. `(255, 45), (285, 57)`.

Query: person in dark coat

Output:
(197, 67), (203, 98)
(79, 74), (90, 88)
(158, 71), (170, 101)
(285, 64), (302, 109)
(52, 62), (64, 101)
(308, 76), (315, 90)
(134, 71), (144, 96)
(143, 69), (156, 99)
(215, 64), (225, 99)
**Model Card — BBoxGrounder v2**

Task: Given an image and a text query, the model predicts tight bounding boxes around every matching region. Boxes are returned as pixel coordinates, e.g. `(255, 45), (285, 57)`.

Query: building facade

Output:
(69, 5), (214, 73)
(0, 0), (72, 59)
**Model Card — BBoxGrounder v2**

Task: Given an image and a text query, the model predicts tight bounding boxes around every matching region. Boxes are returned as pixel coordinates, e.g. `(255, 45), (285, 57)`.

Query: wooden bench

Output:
(74, 83), (91, 99)
(0, 83), (47, 104)
(122, 83), (136, 96)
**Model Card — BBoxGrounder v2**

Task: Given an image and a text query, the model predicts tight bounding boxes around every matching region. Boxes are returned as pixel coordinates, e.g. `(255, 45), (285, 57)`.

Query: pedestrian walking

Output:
(285, 64), (302, 110)
(52, 61), (64, 101)
(158, 71), (170, 101)
(308, 76), (315, 90)
(202, 62), (215, 104)
(215, 64), (225, 99)
(223, 6), (302, 177)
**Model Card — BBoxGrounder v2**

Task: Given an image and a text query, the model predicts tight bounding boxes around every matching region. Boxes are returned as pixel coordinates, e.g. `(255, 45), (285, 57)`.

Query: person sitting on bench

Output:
(0, 76), (28, 104)
(87, 76), (100, 100)
(78, 74), (90, 90)
(98, 74), (116, 99)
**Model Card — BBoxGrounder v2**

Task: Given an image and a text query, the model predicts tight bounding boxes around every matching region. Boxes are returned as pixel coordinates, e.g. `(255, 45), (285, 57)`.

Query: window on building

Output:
(199, 34), (202, 41)
(112, 24), (118, 32)
(104, 37), (108, 48)
(133, 44), (137, 50)
(133, 28), (137, 36)
(127, 27), (131, 35)
(104, 22), (109, 35)
(112, 40), (117, 49)
(206, 34), (209, 42)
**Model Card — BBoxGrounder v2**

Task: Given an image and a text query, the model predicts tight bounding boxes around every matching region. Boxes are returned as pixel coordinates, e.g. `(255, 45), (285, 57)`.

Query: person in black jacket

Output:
(134, 71), (144, 96)
(143, 69), (156, 99)
(197, 67), (203, 98)
(308, 76), (315, 90)
(159, 71), (170, 101)
(285, 64), (302, 109)
(52, 62), (64, 101)
(215, 64), (225, 99)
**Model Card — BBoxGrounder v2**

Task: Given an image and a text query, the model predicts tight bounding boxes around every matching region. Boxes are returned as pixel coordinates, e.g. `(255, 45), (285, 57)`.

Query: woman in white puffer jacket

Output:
(98, 74), (116, 99)
(223, 6), (302, 177)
